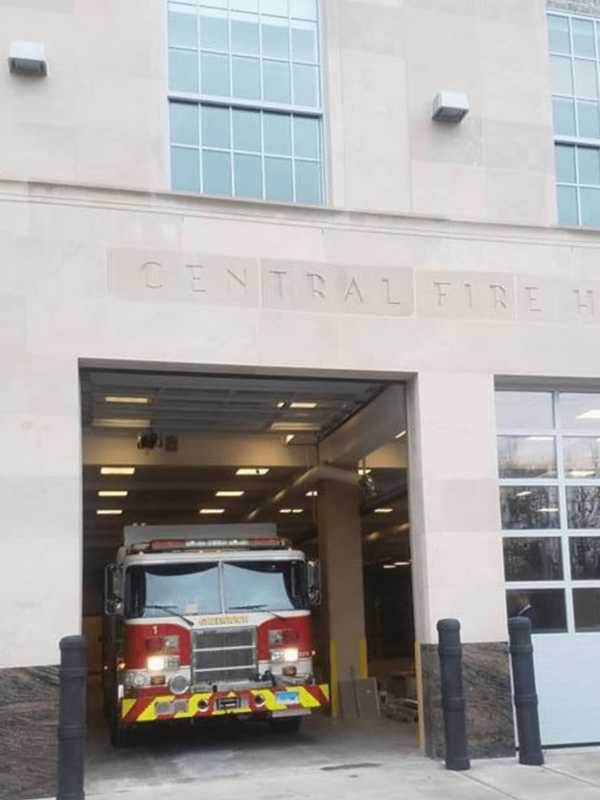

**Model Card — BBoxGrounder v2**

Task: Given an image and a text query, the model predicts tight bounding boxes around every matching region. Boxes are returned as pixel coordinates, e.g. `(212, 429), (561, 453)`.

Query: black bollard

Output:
(58, 636), (87, 800)
(508, 618), (544, 766)
(437, 619), (470, 771)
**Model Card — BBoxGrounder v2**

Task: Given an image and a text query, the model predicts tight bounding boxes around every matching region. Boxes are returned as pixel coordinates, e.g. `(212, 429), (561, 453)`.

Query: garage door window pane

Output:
(171, 147), (201, 193)
(548, 14), (571, 54)
(570, 537), (600, 579)
(501, 487), (561, 530)
(573, 588), (600, 631)
(506, 589), (567, 633)
(497, 436), (556, 479)
(504, 538), (564, 581)
(563, 437), (600, 478)
(560, 393), (600, 430)
(567, 486), (600, 528)
(495, 391), (554, 430)
(558, 186), (579, 225)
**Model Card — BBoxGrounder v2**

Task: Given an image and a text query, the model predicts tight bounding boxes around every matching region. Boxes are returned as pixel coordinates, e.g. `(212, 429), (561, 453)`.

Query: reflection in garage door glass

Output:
(503, 537), (563, 582)
(500, 486), (561, 530)
(573, 588), (600, 632)
(497, 436), (557, 479)
(566, 486), (600, 528)
(506, 589), (567, 634)
(570, 537), (600, 579)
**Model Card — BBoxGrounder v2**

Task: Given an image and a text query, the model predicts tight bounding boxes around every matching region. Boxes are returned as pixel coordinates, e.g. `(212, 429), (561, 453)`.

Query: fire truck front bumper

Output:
(120, 684), (330, 724)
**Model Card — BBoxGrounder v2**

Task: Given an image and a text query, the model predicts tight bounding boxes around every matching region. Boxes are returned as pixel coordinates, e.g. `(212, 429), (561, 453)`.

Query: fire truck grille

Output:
(192, 627), (257, 685)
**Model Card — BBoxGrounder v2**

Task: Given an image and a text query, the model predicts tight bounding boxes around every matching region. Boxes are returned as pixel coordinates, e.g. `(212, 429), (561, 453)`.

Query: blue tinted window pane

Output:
(262, 17), (290, 59)
(291, 21), (318, 62)
(575, 59), (598, 99)
(203, 149), (232, 195)
(295, 160), (321, 204)
(573, 18), (595, 58)
(558, 186), (579, 225)
(293, 116), (319, 158)
(264, 60), (291, 103)
(201, 52), (230, 96)
(202, 105), (230, 148)
(261, 0), (288, 15)
(232, 56), (261, 99)
(200, 9), (228, 51)
(233, 109), (261, 151)
(171, 147), (201, 193)
(578, 147), (600, 185)
(551, 55), (574, 95)
(232, 13), (260, 55)
(548, 14), (570, 54)
(553, 97), (576, 136)
(265, 157), (293, 201)
(234, 154), (263, 198)
(555, 144), (576, 183)
(169, 49), (199, 93)
(291, 0), (317, 20)
(581, 186), (600, 225)
(168, 4), (197, 49)
(293, 63), (319, 106)
(170, 102), (199, 146)
(578, 101), (600, 138)
(232, 0), (258, 10)
(264, 112), (292, 155)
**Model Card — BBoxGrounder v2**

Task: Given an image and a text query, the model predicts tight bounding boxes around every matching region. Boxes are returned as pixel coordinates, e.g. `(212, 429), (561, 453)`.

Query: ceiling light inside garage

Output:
(98, 490), (128, 497)
(270, 421), (320, 432)
(290, 402), (318, 409)
(100, 467), (136, 475)
(236, 468), (270, 476)
(93, 418), (150, 429)
(96, 509), (123, 516)
(216, 491), (245, 497)
(199, 508), (225, 515)
(104, 396), (149, 404)
(374, 507), (393, 514)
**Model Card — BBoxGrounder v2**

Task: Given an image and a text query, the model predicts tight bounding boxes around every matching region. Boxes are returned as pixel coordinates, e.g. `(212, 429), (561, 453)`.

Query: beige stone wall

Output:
(0, 0), (556, 224)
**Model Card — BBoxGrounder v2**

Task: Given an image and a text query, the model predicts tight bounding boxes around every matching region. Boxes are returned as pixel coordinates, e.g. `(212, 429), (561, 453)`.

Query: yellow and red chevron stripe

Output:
(121, 684), (330, 723)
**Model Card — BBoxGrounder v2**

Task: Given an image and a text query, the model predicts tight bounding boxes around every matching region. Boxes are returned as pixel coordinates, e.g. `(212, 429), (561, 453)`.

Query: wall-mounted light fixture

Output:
(432, 90), (469, 123)
(9, 41), (47, 76)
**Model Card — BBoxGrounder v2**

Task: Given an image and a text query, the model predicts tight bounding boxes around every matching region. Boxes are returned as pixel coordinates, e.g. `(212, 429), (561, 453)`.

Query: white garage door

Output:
(496, 388), (600, 746)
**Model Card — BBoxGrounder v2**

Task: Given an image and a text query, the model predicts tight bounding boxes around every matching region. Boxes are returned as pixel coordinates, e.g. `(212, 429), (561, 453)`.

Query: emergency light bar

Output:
(129, 537), (289, 554)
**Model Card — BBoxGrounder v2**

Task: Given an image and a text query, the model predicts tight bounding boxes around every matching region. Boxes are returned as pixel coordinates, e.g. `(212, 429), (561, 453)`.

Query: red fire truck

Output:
(103, 524), (328, 746)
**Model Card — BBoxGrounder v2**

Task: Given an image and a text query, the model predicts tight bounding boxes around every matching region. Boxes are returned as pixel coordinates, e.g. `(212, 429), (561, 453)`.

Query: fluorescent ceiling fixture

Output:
(527, 436), (554, 442)
(515, 490), (533, 498)
(98, 490), (128, 498)
(215, 490), (245, 497)
(280, 509), (292, 514)
(276, 401), (286, 408)
(199, 508), (225, 515)
(306, 490), (318, 497)
(292, 508), (304, 514)
(374, 507), (394, 514)
(358, 468), (372, 476)
(569, 470), (595, 478)
(383, 564), (397, 570)
(270, 421), (320, 432)
(93, 418), (150, 429)
(96, 509), (123, 516)
(394, 561), (411, 567)
(104, 396), (149, 405)
(395, 430), (407, 439)
(577, 409), (600, 420)
(284, 434), (296, 445)
(538, 507), (559, 513)
(290, 402), (318, 409)
(100, 467), (136, 476)
(236, 468), (270, 476)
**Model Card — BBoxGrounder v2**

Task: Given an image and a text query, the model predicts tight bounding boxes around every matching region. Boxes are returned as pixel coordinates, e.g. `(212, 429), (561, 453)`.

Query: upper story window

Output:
(167, 0), (323, 204)
(549, 12), (600, 226)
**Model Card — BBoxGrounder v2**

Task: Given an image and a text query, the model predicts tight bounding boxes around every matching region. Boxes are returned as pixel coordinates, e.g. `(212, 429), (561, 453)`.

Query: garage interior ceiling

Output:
(81, 370), (409, 588)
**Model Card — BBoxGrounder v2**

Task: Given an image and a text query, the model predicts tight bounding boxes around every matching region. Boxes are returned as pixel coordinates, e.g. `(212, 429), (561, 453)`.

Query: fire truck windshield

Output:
(125, 559), (308, 618)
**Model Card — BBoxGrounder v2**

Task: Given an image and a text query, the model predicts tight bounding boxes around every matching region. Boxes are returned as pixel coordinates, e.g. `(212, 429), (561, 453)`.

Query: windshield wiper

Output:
(143, 604), (194, 627)
(229, 604), (286, 621)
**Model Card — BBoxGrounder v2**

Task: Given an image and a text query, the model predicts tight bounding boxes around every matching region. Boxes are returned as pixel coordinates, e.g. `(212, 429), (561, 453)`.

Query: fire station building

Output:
(4, 0), (600, 798)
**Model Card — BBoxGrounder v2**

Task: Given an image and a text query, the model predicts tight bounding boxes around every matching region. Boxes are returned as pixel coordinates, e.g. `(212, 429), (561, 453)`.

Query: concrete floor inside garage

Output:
(79, 366), (418, 790)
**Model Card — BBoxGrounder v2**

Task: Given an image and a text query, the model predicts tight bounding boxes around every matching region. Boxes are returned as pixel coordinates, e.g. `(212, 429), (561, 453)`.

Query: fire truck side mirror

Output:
(104, 564), (124, 616)
(307, 560), (321, 607)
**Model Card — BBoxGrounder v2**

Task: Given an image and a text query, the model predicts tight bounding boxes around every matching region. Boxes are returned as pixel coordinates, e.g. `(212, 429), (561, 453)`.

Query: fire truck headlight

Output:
(147, 655), (166, 672)
(271, 647), (299, 663)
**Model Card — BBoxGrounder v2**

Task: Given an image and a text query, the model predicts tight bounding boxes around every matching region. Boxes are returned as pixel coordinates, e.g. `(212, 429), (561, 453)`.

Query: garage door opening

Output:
(79, 366), (416, 788)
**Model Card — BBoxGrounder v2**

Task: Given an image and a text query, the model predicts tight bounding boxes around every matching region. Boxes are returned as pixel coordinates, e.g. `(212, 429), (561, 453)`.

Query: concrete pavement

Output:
(76, 714), (600, 800)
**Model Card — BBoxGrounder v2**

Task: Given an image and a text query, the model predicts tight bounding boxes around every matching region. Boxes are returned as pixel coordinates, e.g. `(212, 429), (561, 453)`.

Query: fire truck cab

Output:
(103, 524), (328, 746)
